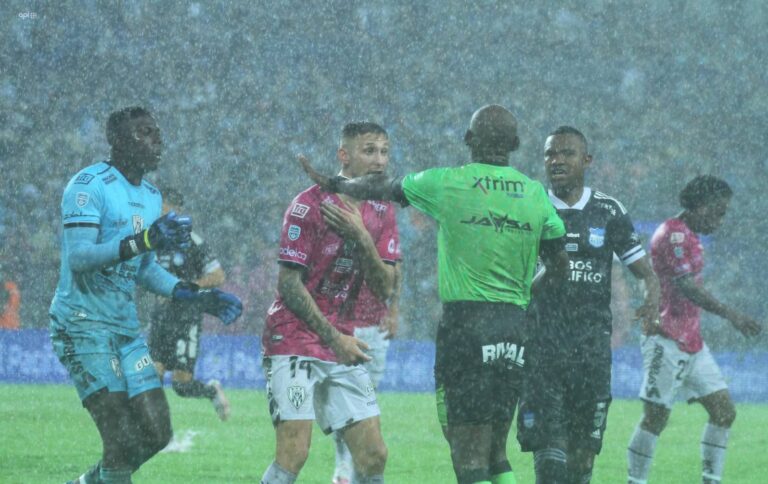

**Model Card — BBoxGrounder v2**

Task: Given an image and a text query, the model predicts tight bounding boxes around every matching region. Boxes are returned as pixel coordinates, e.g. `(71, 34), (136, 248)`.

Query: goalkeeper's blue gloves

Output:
(172, 282), (243, 326)
(120, 211), (192, 260)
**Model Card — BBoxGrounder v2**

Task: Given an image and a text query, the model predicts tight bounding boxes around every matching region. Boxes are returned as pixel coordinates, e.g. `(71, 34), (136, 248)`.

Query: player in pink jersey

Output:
(260, 122), (397, 484)
(628, 175), (762, 484)
(330, 228), (401, 484)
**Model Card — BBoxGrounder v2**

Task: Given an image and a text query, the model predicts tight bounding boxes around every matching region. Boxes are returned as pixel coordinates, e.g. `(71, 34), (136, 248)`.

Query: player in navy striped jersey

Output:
(517, 126), (660, 484)
(149, 187), (231, 423)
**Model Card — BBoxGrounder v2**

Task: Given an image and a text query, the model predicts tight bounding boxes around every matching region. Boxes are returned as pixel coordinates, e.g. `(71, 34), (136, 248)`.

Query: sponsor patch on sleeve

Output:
(670, 232), (685, 244)
(74, 173), (95, 185)
(290, 203), (310, 219)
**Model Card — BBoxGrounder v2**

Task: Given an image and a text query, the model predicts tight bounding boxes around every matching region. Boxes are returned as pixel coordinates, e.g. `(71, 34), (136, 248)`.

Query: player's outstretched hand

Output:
(379, 308), (399, 340)
(330, 333), (372, 366)
(147, 211), (192, 251)
(297, 154), (334, 191)
(173, 283), (243, 325)
(636, 301), (661, 336)
(321, 201), (366, 241)
(730, 314), (762, 338)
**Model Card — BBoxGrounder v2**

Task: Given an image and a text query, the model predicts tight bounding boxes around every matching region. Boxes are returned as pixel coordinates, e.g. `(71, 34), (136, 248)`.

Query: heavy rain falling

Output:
(1, 1), (766, 483)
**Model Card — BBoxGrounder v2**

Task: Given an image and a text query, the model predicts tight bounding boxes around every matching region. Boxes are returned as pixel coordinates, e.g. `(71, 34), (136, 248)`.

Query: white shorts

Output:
(638, 335), (728, 409)
(354, 325), (390, 387)
(263, 355), (380, 433)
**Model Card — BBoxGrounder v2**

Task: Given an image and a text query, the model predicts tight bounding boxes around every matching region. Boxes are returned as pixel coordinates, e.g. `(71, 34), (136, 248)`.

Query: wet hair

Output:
(162, 187), (185, 206)
(106, 106), (152, 147)
(679, 175), (732, 210)
(549, 125), (589, 153)
(340, 122), (388, 147)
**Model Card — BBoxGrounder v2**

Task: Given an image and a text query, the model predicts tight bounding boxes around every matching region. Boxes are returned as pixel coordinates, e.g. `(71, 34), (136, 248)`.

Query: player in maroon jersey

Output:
(628, 175), (762, 484)
(260, 122), (398, 484)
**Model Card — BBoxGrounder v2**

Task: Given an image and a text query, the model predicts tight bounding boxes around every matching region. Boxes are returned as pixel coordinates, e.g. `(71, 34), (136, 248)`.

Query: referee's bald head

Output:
(464, 104), (520, 157)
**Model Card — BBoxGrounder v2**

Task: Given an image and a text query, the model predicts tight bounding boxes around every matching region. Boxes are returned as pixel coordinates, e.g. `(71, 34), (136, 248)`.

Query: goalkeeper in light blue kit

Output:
(50, 106), (242, 484)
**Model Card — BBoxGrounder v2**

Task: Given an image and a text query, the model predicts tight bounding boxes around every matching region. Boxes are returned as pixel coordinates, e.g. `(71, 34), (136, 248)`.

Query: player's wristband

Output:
(118, 230), (150, 260)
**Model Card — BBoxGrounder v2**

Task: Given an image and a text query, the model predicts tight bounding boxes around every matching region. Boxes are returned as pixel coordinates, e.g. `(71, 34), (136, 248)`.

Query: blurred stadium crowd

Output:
(1, 1), (766, 347)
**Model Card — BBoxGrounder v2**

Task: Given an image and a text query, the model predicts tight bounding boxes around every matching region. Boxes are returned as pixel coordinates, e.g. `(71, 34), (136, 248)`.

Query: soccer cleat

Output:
(331, 478), (350, 484)
(208, 379), (231, 421)
(65, 462), (100, 484)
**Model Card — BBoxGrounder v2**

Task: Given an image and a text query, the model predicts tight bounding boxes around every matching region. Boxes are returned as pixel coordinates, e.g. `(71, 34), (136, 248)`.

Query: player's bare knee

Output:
(150, 425), (173, 453)
(277, 447), (309, 474)
(640, 412), (667, 435)
(711, 404), (736, 428)
(355, 442), (388, 475)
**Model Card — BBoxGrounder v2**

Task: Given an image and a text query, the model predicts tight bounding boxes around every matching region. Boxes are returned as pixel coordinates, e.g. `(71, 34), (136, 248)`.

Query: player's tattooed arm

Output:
(380, 261), (402, 339)
(277, 265), (372, 364)
(673, 274), (762, 337)
(321, 200), (395, 301)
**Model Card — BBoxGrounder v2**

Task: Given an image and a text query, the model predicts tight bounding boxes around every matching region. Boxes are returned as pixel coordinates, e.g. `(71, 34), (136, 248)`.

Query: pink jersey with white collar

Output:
(263, 185), (400, 361)
(650, 217), (704, 353)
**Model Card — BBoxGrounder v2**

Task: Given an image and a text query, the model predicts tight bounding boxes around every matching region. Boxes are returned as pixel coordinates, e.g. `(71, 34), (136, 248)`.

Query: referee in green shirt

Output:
(299, 105), (569, 484)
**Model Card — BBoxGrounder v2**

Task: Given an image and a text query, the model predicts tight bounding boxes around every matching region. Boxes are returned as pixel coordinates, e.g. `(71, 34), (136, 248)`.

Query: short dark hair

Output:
(162, 187), (185, 206)
(106, 106), (152, 147)
(340, 122), (388, 146)
(679, 175), (733, 210)
(549, 126), (588, 153)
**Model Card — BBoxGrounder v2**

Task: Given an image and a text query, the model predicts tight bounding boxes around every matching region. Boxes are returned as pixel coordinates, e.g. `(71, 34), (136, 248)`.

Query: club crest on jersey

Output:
(132, 215), (144, 234)
(76, 192), (90, 207)
(287, 224), (301, 240)
(290, 203), (310, 219)
(522, 411), (535, 429)
(288, 386), (306, 410)
(588, 227), (605, 247)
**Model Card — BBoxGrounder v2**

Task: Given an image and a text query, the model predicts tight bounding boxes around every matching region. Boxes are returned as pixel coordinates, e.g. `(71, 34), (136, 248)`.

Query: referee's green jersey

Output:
(402, 163), (565, 307)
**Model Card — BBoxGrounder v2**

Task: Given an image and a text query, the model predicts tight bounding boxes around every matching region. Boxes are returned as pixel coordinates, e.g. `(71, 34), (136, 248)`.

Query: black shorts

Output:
(435, 301), (527, 426)
(516, 338), (612, 454)
(147, 302), (203, 373)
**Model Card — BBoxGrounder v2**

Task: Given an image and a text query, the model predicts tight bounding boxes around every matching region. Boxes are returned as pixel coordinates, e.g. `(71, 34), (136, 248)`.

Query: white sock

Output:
(701, 423), (729, 483)
(334, 430), (353, 478)
(628, 426), (658, 483)
(261, 461), (297, 484)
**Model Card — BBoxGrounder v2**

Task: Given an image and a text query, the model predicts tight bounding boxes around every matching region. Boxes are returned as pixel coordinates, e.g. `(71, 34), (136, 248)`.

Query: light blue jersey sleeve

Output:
(137, 252), (179, 297)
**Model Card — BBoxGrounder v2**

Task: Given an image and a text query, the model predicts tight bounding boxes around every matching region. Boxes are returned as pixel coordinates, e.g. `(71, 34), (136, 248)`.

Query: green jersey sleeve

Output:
(535, 182), (566, 240)
(401, 168), (448, 221)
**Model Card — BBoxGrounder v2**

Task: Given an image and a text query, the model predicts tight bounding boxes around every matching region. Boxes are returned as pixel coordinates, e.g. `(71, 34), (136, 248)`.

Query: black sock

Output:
(490, 459), (512, 475)
(456, 467), (491, 484)
(534, 448), (567, 484)
(172, 380), (217, 399)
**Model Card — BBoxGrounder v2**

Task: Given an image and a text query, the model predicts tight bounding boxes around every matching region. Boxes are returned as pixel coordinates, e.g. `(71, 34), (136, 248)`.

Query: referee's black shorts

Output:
(435, 301), (527, 426)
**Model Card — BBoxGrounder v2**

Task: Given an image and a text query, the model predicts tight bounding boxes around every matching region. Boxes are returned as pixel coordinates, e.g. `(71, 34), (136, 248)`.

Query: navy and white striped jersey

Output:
(533, 187), (644, 342)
